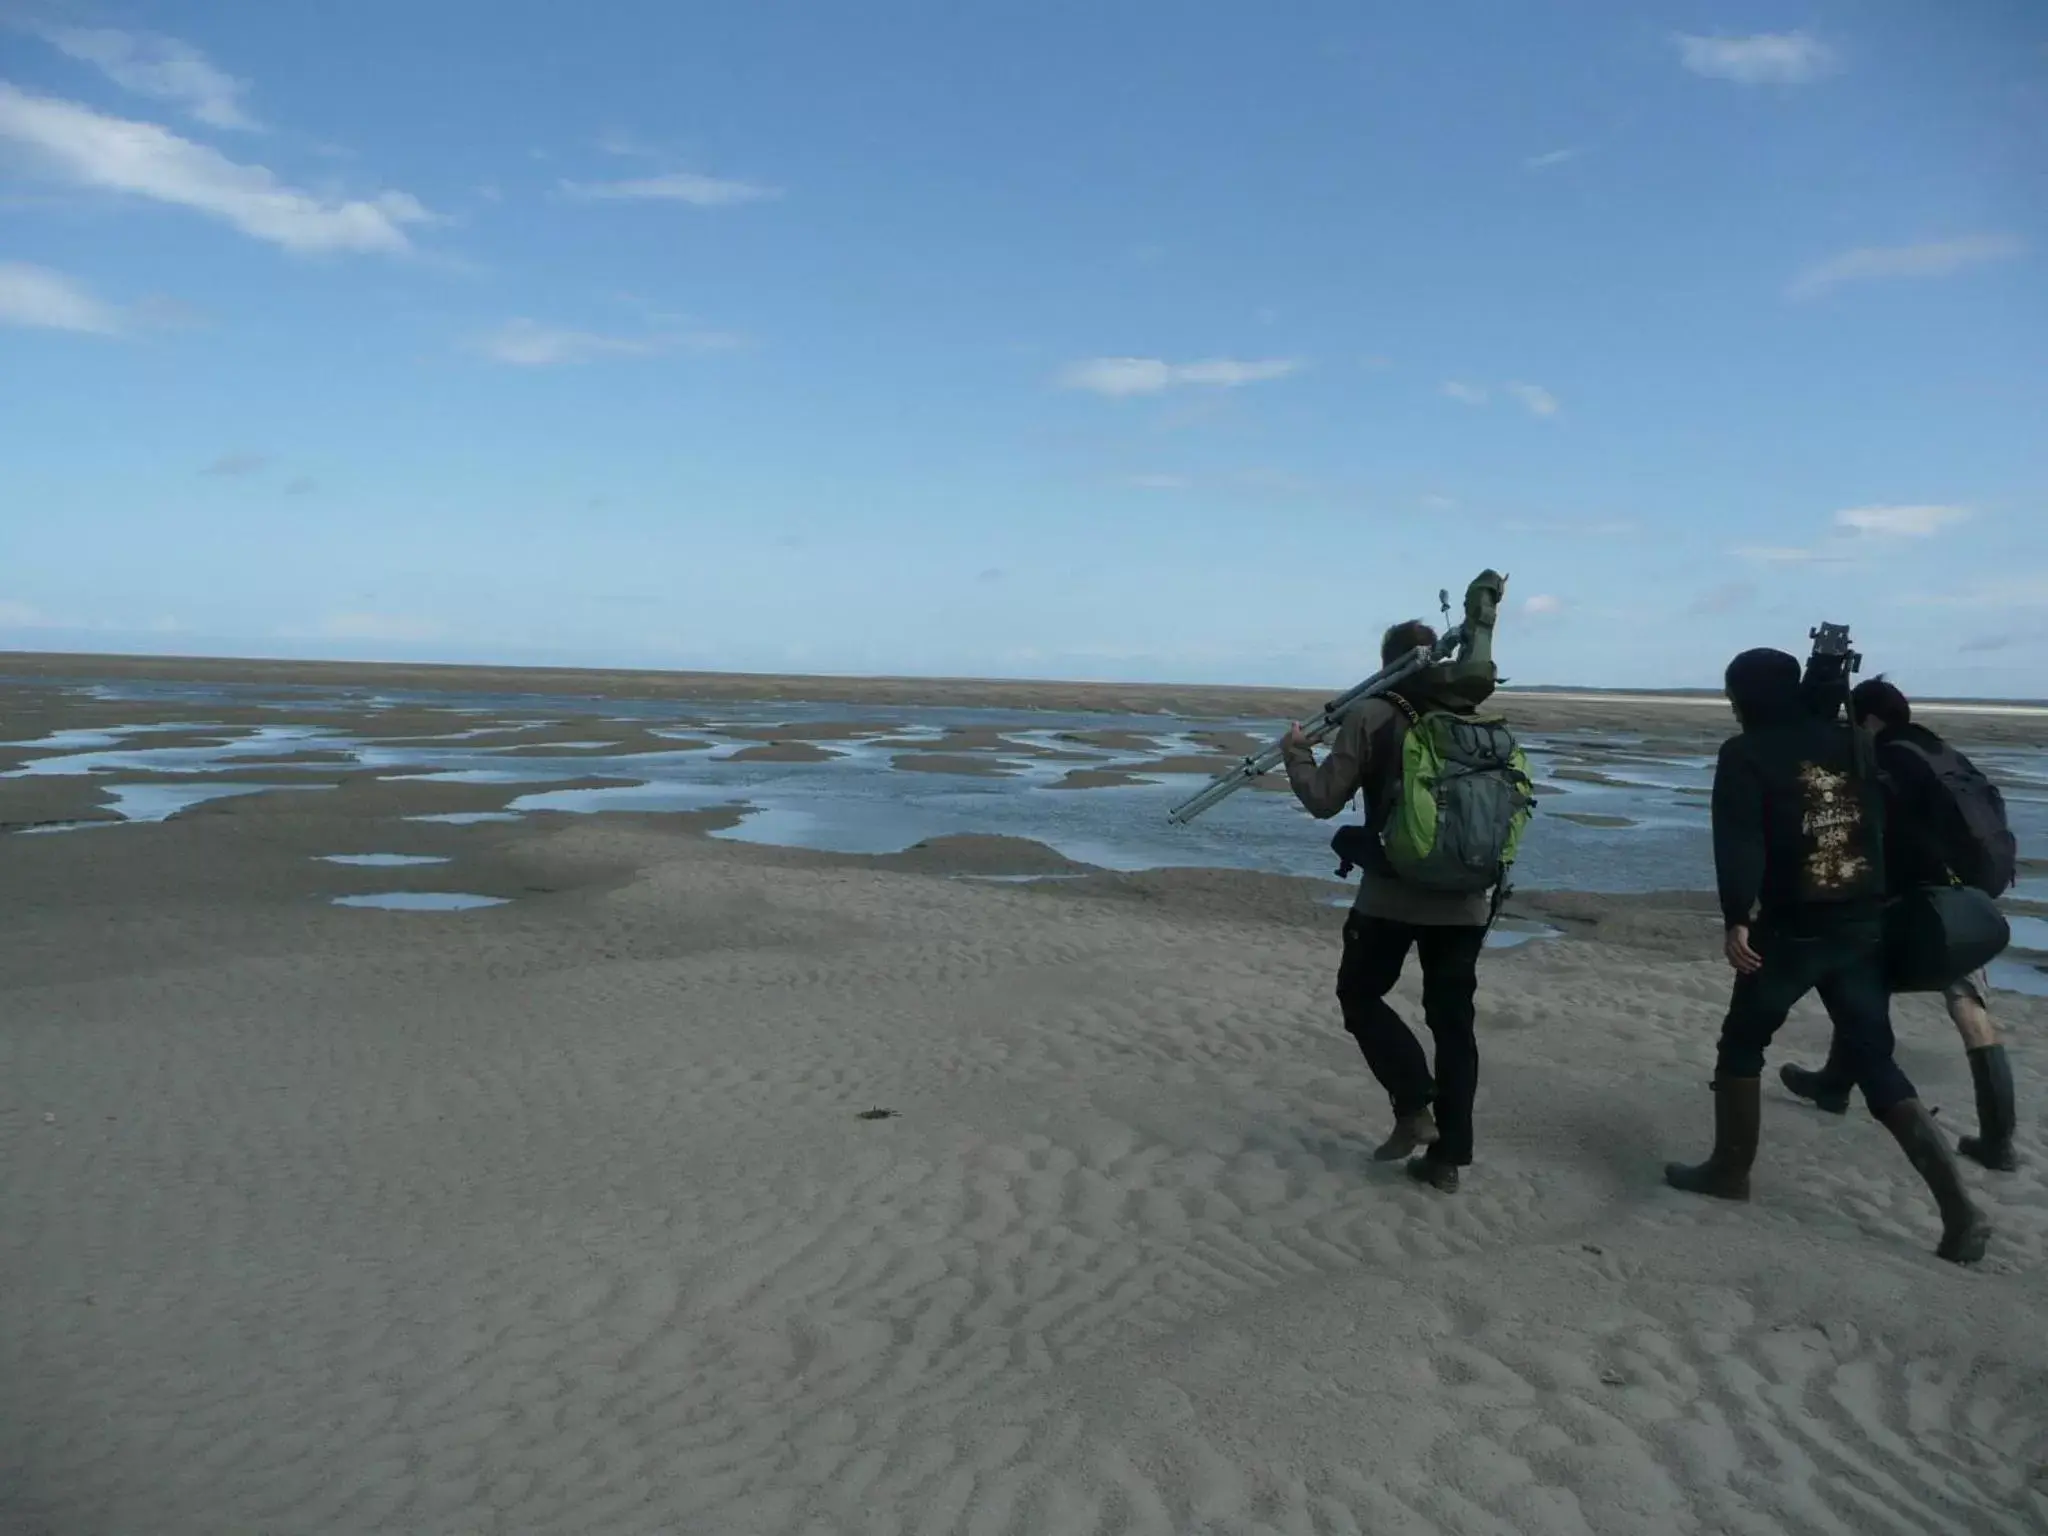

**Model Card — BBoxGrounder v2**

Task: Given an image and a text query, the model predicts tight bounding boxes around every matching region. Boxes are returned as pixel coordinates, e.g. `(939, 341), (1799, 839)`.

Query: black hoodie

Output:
(1711, 648), (1886, 932)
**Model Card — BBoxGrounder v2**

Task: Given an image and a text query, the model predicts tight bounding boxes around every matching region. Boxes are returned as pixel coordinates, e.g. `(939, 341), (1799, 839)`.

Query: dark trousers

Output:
(1335, 913), (1487, 1165)
(1717, 925), (1916, 1113)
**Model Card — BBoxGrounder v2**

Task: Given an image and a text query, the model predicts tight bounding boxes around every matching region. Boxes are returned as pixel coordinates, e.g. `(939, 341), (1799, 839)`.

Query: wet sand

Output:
(2, 662), (2045, 1534)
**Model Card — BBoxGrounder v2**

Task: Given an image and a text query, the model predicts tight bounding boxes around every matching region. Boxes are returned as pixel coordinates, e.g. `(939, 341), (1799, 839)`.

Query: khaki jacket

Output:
(1282, 690), (1494, 927)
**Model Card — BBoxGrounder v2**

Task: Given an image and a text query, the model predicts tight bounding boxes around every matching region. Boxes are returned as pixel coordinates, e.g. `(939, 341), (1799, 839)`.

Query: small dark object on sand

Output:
(857, 1107), (899, 1121)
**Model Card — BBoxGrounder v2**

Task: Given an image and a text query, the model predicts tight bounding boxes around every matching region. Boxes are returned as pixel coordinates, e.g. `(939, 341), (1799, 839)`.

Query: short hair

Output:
(1851, 674), (1911, 730)
(1381, 620), (1437, 667)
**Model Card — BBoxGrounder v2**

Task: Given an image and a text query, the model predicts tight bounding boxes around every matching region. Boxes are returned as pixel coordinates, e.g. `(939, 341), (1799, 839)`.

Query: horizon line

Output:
(2, 646), (2043, 712)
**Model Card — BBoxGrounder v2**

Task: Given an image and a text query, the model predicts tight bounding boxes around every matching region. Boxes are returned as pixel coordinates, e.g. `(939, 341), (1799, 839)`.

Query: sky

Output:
(2, 2), (2044, 697)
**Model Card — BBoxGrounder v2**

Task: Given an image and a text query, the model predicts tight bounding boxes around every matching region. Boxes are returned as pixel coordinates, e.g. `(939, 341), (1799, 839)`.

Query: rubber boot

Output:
(1779, 1061), (1851, 1116)
(1406, 1154), (1459, 1193)
(1956, 1045), (2018, 1172)
(1876, 1099), (1992, 1265)
(1372, 1107), (1440, 1163)
(1664, 1077), (1760, 1201)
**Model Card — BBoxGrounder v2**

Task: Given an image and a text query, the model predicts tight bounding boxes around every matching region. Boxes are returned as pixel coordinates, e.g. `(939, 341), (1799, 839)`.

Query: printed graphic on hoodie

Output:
(1797, 761), (1873, 895)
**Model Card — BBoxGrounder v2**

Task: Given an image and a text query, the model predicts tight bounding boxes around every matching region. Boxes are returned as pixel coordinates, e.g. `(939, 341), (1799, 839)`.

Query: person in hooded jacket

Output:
(1665, 648), (1991, 1264)
(1780, 675), (2018, 1170)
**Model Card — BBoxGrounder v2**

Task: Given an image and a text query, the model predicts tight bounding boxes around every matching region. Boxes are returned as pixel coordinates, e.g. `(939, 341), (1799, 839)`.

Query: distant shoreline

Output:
(2, 648), (2043, 725)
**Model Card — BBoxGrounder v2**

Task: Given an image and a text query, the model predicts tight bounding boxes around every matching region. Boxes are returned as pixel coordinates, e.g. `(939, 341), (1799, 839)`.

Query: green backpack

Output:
(1380, 695), (1536, 895)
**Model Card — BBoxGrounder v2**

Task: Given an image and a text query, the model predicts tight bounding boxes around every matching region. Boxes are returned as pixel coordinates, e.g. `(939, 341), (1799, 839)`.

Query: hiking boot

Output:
(1373, 1108), (1440, 1163)
(1665, 1077), (1761, 1201)
(1779, 1062), (1851, 1116)
(1877, 1099), (1991, 1265)
(1406, 1155), (1459, 1193)
(1957, 1045), (2018, 1172)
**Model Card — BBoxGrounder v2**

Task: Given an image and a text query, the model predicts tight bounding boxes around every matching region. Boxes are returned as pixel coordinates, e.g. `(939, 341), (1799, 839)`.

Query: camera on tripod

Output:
(1801, 620), (1862, 724)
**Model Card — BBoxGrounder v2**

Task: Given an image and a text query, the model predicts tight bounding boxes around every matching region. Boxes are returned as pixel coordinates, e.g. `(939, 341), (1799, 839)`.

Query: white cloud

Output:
(1833, 503), (1970, 538)
(0, 261), (122, 335)
(1787, 235), (2024, 300)
(1676, 31), (1836, 85)
(1505, 381), (1561, 417)
(1058, 356), (1301, 397)
(0, 599), (51, 627)
(37, 25), (258, 131)
(471, 317), (745, 366)
(1525, 147), (1582, 170)
(1441, 380), (1489, 405)
(1122, 473), (1193, 491)
(559, 172), (781, 206)
(1523, 594), (1565, 616)
(0, 84), (430, 255)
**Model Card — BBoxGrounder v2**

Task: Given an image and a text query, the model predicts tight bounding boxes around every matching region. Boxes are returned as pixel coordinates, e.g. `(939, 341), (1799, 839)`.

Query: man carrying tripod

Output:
(1281, 572), (1530, 1193)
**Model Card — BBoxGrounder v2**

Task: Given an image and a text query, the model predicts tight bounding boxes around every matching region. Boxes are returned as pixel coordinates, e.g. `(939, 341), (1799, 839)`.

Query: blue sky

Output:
(2, 2), (2044, 696)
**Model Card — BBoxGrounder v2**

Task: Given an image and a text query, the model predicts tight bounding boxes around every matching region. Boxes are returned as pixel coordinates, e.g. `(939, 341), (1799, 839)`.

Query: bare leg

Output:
(1949, 992), (1997, 1051)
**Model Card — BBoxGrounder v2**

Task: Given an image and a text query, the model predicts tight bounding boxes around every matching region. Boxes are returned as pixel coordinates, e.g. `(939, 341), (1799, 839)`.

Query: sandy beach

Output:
(2, 662), (2045, 1534)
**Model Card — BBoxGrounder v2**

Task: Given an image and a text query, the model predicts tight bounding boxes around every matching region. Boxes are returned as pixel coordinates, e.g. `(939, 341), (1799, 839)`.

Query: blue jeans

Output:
(1717, 925), (1916, 1113)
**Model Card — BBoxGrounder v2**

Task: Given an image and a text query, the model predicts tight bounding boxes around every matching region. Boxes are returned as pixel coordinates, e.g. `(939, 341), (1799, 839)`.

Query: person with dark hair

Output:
(1280, 590), (1506, 1194)
(1781, 674), (2019, 1170)
(1664, 649), (1991, 1263)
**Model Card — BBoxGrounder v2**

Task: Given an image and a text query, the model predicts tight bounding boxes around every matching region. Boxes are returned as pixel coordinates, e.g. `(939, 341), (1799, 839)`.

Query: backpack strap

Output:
(1384, 691), (1420, 728)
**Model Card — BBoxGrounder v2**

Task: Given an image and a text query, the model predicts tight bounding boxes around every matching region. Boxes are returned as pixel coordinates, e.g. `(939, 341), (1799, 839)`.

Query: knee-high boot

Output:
(1665, 1077), (1761, 1201)
(1877, 1099), (1992, 1264)
(1956, 1045), (2018, 1172)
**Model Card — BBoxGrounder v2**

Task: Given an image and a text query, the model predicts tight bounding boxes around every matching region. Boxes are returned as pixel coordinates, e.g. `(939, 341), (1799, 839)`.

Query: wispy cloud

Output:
(1676, 31), (1836, 86)
(1505, 381), (1561, 418)
(0, 84), (431, 255)
(1058, 357), (1302, 397)
(473, 319), (657, 366)
(1522, 594), (1565, 617)
(1688, 581), (1755, 616)
(283, 476), (317, 496)
(201, 452), (268, 477)
(1500, 517), (1634, 537)
(1832, 503), (1970, 538)
(309, 612), (445, 643)
(1907, 575), (2048, 611)
(1122, 473), (1194, 491)
(1441, 380), (1489, 405)
(0, 261), (122, 335)
(0, 599), (52, 628)
(471, 317), (747, 367)
(35, 25), (259, 131)
(1524, 147), (1583, 170)
(559, 172), (781, 206)
(1733, 545), (1849, 565)
(1787, 235), (2024, 300)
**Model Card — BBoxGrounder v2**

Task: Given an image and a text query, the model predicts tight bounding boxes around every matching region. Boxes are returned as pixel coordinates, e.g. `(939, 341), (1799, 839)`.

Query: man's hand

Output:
(1724, 924), (1763, 975)
(1282, 721), (1311, 754)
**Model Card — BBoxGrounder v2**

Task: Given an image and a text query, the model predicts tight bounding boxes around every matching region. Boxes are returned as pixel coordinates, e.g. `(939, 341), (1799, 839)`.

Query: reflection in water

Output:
(4, 682), (2041, 904)
(332, 892), (508, 911)
(318, 853), (449, 867)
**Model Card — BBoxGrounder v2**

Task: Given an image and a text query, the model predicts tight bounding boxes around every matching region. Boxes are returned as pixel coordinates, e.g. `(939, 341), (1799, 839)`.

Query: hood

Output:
(1725, 648), (1804, 729)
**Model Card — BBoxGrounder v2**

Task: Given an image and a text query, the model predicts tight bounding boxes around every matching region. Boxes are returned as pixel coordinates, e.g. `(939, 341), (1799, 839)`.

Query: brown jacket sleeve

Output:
(1282, 699), (1386, 819)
